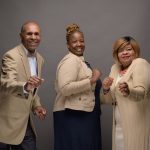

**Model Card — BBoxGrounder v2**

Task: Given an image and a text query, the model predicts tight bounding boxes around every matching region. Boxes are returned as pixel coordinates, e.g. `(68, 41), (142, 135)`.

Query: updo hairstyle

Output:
(66, 23), (83, 44)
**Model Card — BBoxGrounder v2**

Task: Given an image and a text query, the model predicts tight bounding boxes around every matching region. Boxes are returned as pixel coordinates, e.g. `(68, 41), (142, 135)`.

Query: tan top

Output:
(53, 52), (96, 112)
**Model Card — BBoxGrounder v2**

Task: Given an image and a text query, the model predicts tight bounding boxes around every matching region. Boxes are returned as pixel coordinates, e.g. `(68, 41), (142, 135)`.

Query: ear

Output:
(67, 44), (70, 50)
(20, 33), (23, 40)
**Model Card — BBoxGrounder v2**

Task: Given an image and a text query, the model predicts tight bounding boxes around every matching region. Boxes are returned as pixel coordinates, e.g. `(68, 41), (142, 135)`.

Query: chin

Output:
(77, 53), (83, 56)
(28, 48), (36, 53)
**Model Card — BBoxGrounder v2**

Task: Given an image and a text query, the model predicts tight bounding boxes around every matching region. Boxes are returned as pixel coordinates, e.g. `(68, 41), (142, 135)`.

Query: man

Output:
(0, 21), (46, 150)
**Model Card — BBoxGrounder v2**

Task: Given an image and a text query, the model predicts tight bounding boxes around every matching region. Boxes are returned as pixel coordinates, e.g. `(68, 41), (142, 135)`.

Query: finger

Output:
(42, 109), (46, 115)
(39, 113), (46, 120)
(29, 77), (43, 87)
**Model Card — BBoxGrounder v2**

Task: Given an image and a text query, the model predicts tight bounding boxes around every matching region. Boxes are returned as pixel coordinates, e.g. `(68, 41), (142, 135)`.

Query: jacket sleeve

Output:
(57, 57), (92, 96)
(128, 59), (150, 101)
(32, 94), (42, 111)
(0, 53), (25, 95)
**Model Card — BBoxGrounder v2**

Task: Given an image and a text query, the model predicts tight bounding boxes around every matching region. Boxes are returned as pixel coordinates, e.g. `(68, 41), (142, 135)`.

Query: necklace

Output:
(119, 69), (127, 77)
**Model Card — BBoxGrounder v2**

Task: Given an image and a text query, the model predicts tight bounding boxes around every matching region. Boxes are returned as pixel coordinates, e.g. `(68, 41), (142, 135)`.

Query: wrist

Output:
(103, 88), (110, 94)
(24, 83), (29, 92)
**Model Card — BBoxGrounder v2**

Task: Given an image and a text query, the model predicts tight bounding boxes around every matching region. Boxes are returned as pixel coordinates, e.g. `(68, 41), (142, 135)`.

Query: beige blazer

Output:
(53, 52), (95, 112)
(101, 58), (150, 150)
(0, 44), (44, 144)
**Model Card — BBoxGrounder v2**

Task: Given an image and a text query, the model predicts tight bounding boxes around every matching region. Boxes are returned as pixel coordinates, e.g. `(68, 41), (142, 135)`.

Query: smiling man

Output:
(0, 21), (46, 150)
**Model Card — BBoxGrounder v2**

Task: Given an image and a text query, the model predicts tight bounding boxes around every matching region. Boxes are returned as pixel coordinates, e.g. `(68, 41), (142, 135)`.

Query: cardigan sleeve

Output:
(128, 59), (150, 101)
(57, 56), (92, 97)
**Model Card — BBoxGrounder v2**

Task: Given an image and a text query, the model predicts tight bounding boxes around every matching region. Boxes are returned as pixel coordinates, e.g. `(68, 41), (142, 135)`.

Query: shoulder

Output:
(62, 53), (80, 62)
(111, 63), (120, 72)
(58, 53), (81, 68)
(2, 45), (21, 59)
(132, 58), (150, 68)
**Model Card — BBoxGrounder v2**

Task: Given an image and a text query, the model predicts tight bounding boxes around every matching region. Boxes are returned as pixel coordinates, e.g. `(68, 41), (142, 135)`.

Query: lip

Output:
(29, 42), (39, 45)
(76, 47), (84, 51)
(121, 55), (130, 59)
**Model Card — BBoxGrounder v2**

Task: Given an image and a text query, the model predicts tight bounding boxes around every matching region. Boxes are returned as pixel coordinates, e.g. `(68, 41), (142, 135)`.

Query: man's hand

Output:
(34, 106), (46, 120)
(24, 76), (44, 92)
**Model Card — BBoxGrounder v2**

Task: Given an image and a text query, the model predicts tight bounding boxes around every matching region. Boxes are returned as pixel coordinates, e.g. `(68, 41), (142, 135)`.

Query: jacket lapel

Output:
(17, 45), (31, 79)
(36, 53), (42, 78)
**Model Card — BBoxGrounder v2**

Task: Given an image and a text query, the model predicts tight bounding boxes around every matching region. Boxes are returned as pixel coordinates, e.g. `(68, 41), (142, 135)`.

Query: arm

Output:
(0, 53), (25, 95)
(100, 65), (115, 104)
(57, 57), (92, 96)
(127, 60), (150, 101)
(100, 77), (114, 104)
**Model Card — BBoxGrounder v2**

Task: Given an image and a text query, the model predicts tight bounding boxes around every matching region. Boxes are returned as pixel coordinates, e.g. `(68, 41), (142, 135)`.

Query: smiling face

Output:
(67, 31), (85, 56)
(20, 22), (41, 53)
(118, 44), (136, 69)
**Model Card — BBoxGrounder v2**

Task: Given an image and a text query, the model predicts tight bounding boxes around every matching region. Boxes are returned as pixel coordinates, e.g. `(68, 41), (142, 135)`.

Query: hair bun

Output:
(66, 23), (80, 34)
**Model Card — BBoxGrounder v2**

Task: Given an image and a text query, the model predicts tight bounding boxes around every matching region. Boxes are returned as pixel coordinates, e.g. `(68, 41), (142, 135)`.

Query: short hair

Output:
(20, 21), (40, 33)
(113, 36), (140, 63)
(66, 23), (83, 44)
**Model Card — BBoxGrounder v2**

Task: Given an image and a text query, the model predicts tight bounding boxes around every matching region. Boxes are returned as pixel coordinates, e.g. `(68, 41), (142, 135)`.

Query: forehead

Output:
(23, 23), (40, 33)
(70, 31), (84, 39)
(120, 43), (132, 50)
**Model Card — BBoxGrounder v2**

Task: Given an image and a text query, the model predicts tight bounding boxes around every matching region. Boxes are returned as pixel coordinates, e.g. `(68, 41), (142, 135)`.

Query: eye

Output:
(71, 40), (77, 44)
(118, 48), (123, 53)
(34, 32), (40, 36)
(126, 48), (132, 51)
(27, 32), (33, 36)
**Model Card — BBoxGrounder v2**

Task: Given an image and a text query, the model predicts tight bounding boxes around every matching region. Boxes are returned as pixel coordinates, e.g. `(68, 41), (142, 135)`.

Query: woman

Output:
(101, 36), (150, 150)
(53, 23), (102, 150)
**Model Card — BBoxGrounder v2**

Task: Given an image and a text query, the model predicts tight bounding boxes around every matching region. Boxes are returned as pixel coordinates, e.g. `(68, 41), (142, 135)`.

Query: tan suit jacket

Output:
(101, 58), (150, 150)
(0, 44), (44, 144)
(54, 52), (95, 112)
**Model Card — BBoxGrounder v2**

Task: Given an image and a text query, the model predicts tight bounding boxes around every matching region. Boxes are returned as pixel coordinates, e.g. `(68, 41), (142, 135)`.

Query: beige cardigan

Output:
(53, 52), (95, 112)
(101, 58), (150, 150)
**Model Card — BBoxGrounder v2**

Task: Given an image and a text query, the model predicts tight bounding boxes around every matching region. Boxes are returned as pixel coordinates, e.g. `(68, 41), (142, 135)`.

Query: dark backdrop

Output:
(0, 0), (150, 150)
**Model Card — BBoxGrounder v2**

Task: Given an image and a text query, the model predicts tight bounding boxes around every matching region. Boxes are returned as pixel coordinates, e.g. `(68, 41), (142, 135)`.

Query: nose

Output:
(31, 34), (36, 39)
(77, 41), (81, 46)
(122, 49), (128, 54)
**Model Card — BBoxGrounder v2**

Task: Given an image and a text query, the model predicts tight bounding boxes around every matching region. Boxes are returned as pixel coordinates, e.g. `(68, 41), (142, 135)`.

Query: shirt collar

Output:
(21, 44), (37, 57)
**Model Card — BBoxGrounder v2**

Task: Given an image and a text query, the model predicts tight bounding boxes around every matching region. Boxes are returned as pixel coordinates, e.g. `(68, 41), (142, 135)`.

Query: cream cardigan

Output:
(101, 58), (150, 150)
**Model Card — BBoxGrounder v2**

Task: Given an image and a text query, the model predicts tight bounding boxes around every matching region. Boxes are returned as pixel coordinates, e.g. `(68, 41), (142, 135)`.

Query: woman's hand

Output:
(102, 77), (114, 90)
(118, 82), (130, 96)
(90, 69), (101, 84)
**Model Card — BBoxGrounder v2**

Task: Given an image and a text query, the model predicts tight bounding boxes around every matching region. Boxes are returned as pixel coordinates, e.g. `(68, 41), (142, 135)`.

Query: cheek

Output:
(131, 52), (136, 58)
(117, 53), (122, 60)
(37, 36), (41, 41)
